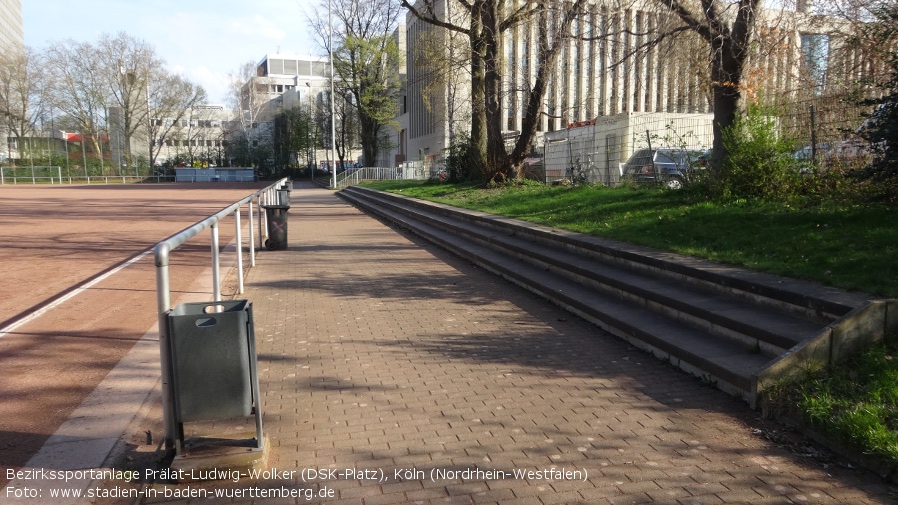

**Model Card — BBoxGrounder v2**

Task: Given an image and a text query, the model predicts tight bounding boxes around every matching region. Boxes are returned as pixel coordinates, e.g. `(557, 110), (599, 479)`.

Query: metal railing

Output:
(153, 177), (287, 452)
(333, 166), (399, 189)
(0, 166), (179, 185)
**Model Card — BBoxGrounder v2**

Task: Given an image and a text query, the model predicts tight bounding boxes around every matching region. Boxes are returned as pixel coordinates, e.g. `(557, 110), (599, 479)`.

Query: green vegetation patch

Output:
(765, 341), (898, 466)
(364, 181), (898, 297)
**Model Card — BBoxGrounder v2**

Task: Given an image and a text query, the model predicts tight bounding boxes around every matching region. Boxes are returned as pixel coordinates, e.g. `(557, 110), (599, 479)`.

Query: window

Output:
(801, 33), (830, 92)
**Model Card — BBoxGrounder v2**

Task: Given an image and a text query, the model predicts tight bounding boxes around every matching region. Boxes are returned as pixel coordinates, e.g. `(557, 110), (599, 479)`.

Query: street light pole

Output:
(329, 0), (337, 189)
(306, 81), (314, 181)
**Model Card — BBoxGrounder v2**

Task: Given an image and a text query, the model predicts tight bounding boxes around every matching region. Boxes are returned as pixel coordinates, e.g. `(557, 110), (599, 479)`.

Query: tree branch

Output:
(400, 0), (471, 35)
(608, 25), (694, 70)
(659, 0), (715, 43)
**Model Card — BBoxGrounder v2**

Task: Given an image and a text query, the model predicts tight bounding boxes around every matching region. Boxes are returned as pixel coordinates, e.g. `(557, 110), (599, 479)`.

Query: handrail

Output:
(154, 177), (287, 452)
(333, 166), (400, 189)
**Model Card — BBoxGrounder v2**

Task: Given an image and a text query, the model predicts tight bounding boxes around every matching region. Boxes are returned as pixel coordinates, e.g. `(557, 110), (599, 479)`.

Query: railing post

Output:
(262, 194), (269, 242)
(235, 207), (244, 295)
(154, 245), (176, 453)
(248, 199), (256, 267)
(258, 196), (265, 249)
(211, 222), (221, 302)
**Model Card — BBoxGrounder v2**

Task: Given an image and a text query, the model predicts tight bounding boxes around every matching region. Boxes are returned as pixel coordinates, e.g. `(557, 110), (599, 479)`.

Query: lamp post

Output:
(306, 82), (314, 181)
(329, 0), (337, 189)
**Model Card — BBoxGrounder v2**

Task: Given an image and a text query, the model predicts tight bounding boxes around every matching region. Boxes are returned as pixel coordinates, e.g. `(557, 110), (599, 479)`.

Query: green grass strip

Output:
(365, 181), (898, 297)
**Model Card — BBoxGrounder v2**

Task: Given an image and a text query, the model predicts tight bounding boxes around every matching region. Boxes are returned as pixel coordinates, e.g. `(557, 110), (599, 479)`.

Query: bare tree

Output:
(227, 60), (273, 169)
(411, 3), (473, 161)
(334, 87), (362, 167)
(97, 32), (163, 169)
(650, 0), (763, 167)
(46, 39), (108, 165)
(0, 47), (48, 166)
(146, 72), (207, 169)
(403, 0), (586, 181)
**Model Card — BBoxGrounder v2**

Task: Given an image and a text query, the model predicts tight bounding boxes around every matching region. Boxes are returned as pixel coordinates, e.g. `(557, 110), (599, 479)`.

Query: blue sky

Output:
(23, 0), (324, 104)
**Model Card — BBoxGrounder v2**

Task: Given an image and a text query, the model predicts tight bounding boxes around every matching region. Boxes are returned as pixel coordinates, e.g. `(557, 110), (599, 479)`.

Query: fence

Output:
(534, 102), (881, 185)
(174, 168), (256, 182)
(778, 99), (876, 170)
(153, 177), (287, 452)
(0, 165), (179, 185)
(540, 112), (714, 186)
(333, 166), (410, 189)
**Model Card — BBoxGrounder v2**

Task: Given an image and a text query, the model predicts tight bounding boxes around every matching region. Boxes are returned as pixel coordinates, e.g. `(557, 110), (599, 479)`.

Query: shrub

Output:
(710, 105), (803, 201)
(440, 131), (476, 182)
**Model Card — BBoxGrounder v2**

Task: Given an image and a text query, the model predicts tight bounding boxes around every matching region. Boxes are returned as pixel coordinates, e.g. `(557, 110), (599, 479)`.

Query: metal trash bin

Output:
(277, 188), (290, 206)
(167, 299), (259, 423)
(262, 204), (290, 250)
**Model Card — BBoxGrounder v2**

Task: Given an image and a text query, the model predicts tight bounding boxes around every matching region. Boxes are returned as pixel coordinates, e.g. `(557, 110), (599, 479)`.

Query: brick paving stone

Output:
(121, 183), (897, 505)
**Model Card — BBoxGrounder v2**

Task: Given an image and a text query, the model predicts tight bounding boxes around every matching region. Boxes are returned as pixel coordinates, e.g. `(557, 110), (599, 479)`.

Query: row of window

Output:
(158, 139), (226, 147)
(151, 119), (227, 128)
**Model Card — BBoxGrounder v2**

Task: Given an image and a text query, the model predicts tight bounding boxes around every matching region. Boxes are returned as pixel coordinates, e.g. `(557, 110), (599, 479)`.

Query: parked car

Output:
(621, 148), (709, 189)
(793, 140), (872, 172)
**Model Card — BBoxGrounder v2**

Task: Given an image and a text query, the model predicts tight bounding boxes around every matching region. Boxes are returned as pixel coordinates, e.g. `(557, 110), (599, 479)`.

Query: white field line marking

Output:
(0, 249), (153, 340)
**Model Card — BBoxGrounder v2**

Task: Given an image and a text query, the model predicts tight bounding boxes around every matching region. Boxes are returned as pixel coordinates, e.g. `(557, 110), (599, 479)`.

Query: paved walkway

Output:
(139, 182), (893, 504)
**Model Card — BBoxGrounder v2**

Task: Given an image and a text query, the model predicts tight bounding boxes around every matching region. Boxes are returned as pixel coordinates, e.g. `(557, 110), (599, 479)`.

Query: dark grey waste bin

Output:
(262, 204), (290, 250)
(167, 299), (258, 423)
(277, 188), (290, 206)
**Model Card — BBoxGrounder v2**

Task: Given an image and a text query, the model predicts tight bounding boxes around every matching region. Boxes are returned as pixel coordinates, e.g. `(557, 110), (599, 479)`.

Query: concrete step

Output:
(343, 187), (826, 357)
(339, 186), (872, 404)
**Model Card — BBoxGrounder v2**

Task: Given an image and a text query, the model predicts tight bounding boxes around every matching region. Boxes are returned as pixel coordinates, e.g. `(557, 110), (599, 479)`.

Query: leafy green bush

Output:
(440, 131), (476, 182)
(710, 105), (803, 201)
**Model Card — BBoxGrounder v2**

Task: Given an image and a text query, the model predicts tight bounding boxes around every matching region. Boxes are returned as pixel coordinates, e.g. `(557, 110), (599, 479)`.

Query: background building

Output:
(241, 53), (356, 169)
(0, 0), (23, 163)
(402, 0), (872, 176)
(0, 0), (22, 50)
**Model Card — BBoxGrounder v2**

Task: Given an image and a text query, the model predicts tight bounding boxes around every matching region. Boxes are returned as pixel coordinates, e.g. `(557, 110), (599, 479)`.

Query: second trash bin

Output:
(167, 299), (258, 423)
(263, 204), (289, 250)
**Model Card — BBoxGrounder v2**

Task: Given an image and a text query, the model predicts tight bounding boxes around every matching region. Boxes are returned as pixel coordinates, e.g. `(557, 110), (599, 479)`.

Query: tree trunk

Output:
(468, 6), (489, 180)
(482, 1), (513, 182)
(659, 0), (759, 170)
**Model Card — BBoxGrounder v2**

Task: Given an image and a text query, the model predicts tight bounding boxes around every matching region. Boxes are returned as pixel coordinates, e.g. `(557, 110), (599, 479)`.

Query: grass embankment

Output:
(364, 180), (898, 468)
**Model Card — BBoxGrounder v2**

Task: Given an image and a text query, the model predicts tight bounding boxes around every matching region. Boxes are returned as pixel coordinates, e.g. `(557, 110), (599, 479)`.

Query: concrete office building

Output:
(0, 0), (23, 164)
(242, 53), (358, 169)
(244, 26), (408, 170)
(0, 0), (22, 51)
